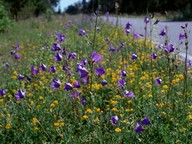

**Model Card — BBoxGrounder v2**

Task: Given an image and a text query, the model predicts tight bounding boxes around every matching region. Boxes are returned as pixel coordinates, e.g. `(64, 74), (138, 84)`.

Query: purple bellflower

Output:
(64, 82), (73, 91)
(102, 79), (108, 86)
(54, 53), (62, 61)
(156, 78), (162, 85)
(120, 70), (126, 77)
(0, 89), (6, 96)
(159, 29), (166, 36)
(68, 52), (77, 60)
(134, 123), (144, 133)
(70, 91), (81, 99)
(131, 54), (137, 60)
(123, 90), (135, 98)
(31, 66), (39, 75)
(14, 53), (21, 60)
(140, 116), (151, 125)
(118, 78), (126, 88)
(51, 43), (61, 51)
(92, 51), (102, 63)
(57, 33), (65, 42)
(50, 66), (56, 73)
(40, 64), (47, 72)
(14, 89), (26, 100)
(73, 80), (81, 88)
(79, 29), (86, 36)
(95, 66), (105, 76)
(110, 116), (119, 126)
(17, 74), (25, 80)
(50, 78), (61, 90)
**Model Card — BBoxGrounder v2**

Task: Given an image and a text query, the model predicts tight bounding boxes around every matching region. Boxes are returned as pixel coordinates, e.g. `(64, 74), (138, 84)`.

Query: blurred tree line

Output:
(66, 0), (192, 20)
(1, 0), (59, 21)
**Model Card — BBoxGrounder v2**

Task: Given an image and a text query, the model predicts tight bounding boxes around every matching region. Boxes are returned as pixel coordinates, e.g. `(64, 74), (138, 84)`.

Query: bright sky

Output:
(55, 0), (81, 12)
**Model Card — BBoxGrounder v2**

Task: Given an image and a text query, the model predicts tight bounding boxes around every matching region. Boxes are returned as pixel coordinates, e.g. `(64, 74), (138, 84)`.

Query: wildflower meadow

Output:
(0, 13), (192, 143)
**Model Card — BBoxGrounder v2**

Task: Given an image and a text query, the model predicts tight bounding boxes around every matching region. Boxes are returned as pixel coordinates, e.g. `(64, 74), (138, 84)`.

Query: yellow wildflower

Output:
(34, 127), (39, 131)
(86, 109), (93, 114)
(5, 124), (11, 129)
(82, 115), (88, 120)
(115, 127), (122, 133)
(0, 99), (4, 103)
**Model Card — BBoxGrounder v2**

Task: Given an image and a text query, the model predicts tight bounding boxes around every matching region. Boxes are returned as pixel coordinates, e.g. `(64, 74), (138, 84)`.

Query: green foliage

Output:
(0, 3), (12, 32)
(45, 8), (54, 21)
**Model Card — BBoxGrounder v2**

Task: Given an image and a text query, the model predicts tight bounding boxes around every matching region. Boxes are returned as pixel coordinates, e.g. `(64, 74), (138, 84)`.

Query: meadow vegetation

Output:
(0, 13), (192, 143)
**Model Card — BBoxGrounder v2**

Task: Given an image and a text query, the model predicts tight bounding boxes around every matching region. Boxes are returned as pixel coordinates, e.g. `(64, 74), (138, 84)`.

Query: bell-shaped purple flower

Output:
(57, 33), (65, 42)
(164, 44), (174, 53)
(17, 74), (25, 80)
(10, 50), (15, 55)
(79, 29), (86, 36)
(134, 123), (144, 133)
(81, 97), (87, 105)
(54, 53), (62, 61)
(110, 116), (119, 126)
(68, 52), (77, 60)
(14, 53), (21, 60)
(133, 33), (140, 39)
(95, 66), (105, 76)
(179, 33), (185, 40)
(92, 51), (102, 63)
(14, 89), (26, 100)
(120, 70), (126, 77)
(50, 66), (56, 73)
(125, 21), (132, 29)
(79, 59), (88, 67)
(156, 78), (162, 85)
(76, 64), (89, 78)
(131, 54), (137, 60)
(102, 79), (108, 86)
(51, 43), (61, 51)
(31, 66), (39, 75)
(70, 91), (81, 98)
(123, 90), (135, 98)
(50, 78), (61, 90)
(118, 78), (126, 88)
(159, 29), (166, 36)
(144, 17), (150, 24)
(0, 89), (6, 96)
(150, 53), (157, 59)
(140, 116), (151, 125)
(73, 80), (81, 88)
(40, 64), (47, 72)
(64, 82), (73, 91)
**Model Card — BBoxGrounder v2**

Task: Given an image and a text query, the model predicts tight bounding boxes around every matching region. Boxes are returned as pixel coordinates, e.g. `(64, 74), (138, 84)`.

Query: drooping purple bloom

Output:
(140, 116), (151, 125)
(50, 78), (61, 90)
(64, 82), (73, 91)
(31, 66), (39, 75)
(91, 51), (102, 63)
(179, 33), (185, 40)
(110, 116), (119, 126)
(164, 44), (174, 53)
(81, 97), (87, 105)
(14, 53), (21, 60)
(79, 29), (86, 36)
(49, 66), (56, 73)
(150, 53), (157, 59)
(57, 33), (65, 42)
(156, 78), (162, 85)
(144, 17), (150, 24)
(123, 90), (135, 98)
(159, 29), (166, 36)
(40, 64), (47, 72)
(14, 89), (26, 100)
(51, 43), (61, 51)
(131, 54), (137, 60)
(70, 91), (81, 98)
(134, 123), (144, 133)
(125, 21), (132, 30)
(109, 43), (116, 52)
(102, 79), (108, 86)
(120, 70), (126, 77)
(76, 64), (89, 78)
(68, 52), (77, 60)
(95, 66), (105, 76)
(0, 89), (6, 96)
(54, 53), (62, 61)
(133, 33), (140, 39)
(73, 80), (81, 88)
(10, 50), (15, 55)
(5, 62), (9, 68)
(118, 78), (126, 88)
(17, 74), (25, 80)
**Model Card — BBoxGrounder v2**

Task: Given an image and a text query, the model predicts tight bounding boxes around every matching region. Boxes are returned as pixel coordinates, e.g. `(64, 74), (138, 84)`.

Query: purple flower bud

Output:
(10, 50), (15, 55)
(125, 21), (132, 29)
(134, 123), (144, 133)
(156, 78), (162, 85)
(131, 54), (137, 60)
(133, 33), (140, 39)
(79, 29), (86, 36)
(40, 64), (47, 72)
(102, 79), (108, 86)
(164, 44), (174, 53)
(57, 33), (65, 42)
(50, 78), (61, 90)
(0, 89), (6, 96)
(82, 76), (89, 84)
(68, 52), (77, 60)
(120, 70), (126, 77)
(123, 90), (135, 98)
(179, 33), (185, 40)
(76, 64), (89, 78)
(109, 43), (116, 52)
(110, 116), (119, 126)
(159, 29), (166, 36)
(144, 17), (150, 24)
(150, 53), (157, 59)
